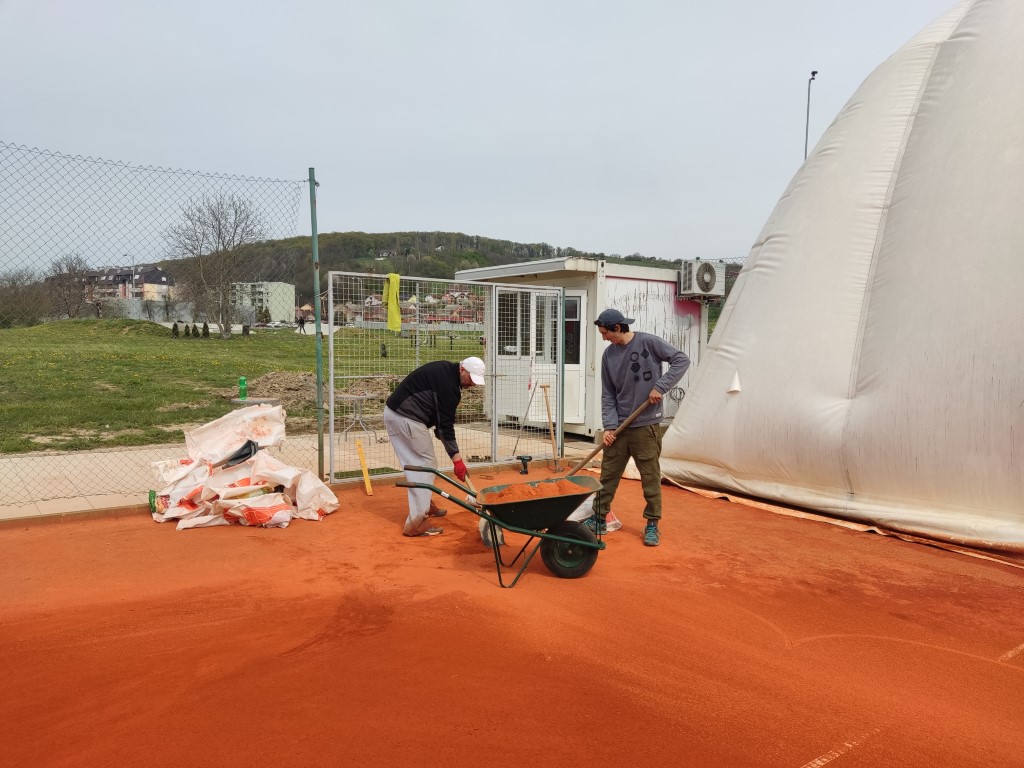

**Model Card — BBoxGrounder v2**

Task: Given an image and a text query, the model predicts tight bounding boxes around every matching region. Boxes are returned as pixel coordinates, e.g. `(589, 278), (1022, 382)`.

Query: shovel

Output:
(565, 400), (650, 477)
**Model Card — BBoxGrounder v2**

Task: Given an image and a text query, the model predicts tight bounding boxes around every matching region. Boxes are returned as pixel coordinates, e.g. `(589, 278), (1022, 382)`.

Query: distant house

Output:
(85, 265), (175, 302)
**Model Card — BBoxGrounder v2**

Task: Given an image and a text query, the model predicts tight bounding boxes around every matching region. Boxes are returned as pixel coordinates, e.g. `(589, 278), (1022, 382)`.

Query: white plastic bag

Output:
(478, 514), (506, 547)
(567, 495), (621, 531)
(568, 495), (594, 522)
(251, 453), (339, 520)
(151, 405), (338, 531)
(468, 493), (506, 547)
(215, 492), (294, 528)
(184, 404), (286, 465)
(200, 462), (258, 502)
(150, 460), (211, 522)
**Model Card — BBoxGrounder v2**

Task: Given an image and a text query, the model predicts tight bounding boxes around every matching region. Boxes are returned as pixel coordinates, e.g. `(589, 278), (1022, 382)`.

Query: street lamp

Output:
(805, 70), (818, 160)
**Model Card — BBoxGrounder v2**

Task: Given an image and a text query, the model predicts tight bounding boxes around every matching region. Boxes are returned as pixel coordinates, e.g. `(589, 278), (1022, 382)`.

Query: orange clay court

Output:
(1, 465), (1022, 768)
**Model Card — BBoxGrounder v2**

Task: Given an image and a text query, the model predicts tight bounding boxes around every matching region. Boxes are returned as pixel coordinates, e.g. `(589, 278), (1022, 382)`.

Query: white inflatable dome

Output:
(661, 0), (1024, 559)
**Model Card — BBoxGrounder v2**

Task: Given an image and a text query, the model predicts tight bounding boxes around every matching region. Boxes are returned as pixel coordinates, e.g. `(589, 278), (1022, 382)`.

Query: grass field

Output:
(0, 319), (483, 454)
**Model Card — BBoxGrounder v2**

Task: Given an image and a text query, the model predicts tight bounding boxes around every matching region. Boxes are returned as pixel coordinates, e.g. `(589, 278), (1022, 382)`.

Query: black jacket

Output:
(386, 361), (463, 457)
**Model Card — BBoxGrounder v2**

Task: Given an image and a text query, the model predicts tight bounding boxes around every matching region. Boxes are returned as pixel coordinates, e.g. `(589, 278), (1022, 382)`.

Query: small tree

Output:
(171, 321), (179, 337)
(191, 323), (200, 337)
(47, 254), (91, 319)
(165, 193), (268, 339)
(183, 324), (191, 337)
(201, 322), (210, 338)
(0, 268), (48, 327)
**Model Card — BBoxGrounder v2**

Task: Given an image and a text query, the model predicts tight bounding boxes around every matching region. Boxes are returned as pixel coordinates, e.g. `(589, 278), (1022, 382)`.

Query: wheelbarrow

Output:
(398, 466), (605, 588)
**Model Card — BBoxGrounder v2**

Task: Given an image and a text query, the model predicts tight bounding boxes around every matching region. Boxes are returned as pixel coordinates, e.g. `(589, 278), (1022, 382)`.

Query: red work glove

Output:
(453, 459), (468, 481)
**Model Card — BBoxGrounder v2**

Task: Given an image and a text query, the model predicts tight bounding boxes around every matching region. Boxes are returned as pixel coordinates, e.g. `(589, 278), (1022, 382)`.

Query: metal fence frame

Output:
(325, 271), (566, 482)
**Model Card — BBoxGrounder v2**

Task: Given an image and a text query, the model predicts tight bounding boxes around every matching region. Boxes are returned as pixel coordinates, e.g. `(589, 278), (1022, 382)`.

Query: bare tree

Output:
(165, 193), (267, 338)
(0, 268), (48, 327)
(47, 254), (91, 319)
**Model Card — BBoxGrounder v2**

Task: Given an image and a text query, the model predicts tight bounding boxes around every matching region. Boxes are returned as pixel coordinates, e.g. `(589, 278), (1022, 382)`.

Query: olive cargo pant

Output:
(591, 424), (664, 523)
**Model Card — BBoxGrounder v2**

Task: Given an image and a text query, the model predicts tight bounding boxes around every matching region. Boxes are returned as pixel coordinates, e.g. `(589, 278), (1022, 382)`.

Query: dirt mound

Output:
(219, 371), (484, 437)
(240, 370), (483, 414)
(244, 371), (320, 411)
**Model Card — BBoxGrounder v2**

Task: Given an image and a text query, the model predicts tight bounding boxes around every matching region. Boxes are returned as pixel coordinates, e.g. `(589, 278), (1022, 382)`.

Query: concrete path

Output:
(0, 429), (598, 524)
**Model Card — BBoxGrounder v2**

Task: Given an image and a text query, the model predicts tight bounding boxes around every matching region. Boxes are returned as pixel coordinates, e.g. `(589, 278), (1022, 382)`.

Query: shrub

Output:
(201, 322), (210, 338)
(191, 324), (200, 337)
(171, 322), (179, 338)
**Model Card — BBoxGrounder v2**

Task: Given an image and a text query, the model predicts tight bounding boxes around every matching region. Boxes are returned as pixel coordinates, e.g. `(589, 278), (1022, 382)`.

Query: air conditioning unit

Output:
(677, 259), (725, 298)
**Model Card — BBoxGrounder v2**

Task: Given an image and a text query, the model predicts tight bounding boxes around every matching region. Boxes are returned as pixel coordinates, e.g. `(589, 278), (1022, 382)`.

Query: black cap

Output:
(594, 308), (636, 327)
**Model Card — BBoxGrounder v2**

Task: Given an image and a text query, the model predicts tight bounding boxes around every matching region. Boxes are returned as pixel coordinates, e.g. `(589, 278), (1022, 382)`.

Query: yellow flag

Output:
(384, 273), (402, 332)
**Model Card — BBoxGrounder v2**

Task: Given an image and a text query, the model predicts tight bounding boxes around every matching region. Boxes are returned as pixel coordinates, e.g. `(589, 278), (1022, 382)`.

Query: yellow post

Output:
(355, 439), (373, 496)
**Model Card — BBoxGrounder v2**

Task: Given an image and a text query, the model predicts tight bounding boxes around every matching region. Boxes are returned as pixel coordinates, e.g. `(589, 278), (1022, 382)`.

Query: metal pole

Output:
(805, 70), (818, 160)
(309, 168), (325, 479)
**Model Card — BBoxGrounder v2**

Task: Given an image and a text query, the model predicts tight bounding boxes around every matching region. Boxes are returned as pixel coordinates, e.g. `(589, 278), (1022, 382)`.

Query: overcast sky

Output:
(0, 0), (956, 262)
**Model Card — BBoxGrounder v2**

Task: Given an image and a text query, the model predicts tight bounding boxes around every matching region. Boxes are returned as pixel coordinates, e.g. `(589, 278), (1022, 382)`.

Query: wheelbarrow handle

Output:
(565, 401), (650, 477)
(402, 465), (474, 496)
(395, 480), (482, 513)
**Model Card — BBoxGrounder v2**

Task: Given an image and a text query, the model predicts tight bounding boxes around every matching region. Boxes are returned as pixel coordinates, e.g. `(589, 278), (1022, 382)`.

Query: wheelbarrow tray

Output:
(475, 475), (602, 531)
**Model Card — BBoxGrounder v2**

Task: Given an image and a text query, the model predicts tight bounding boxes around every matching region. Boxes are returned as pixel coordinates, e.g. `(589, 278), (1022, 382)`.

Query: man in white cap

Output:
(383, 356), (486, 537)
(588, 308), (689, 546)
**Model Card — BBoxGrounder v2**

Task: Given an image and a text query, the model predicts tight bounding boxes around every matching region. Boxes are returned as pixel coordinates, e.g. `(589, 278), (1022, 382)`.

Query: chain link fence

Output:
(0, 141), (313, 513)
(326, 273), (565, 483)
(0, 140), (751, 517)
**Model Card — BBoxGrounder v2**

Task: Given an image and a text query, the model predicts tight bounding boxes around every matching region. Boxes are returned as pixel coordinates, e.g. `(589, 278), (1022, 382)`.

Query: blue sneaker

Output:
(582, 516), (608, 535)
(643, 523), (660, 547)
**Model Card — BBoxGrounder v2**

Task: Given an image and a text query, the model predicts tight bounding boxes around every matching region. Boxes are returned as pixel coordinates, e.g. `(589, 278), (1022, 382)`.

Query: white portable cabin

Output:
(456, 256), (705, 439)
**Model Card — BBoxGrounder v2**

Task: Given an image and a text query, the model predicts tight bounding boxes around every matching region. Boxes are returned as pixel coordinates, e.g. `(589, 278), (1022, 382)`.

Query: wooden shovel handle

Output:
(565, 401), (651, 477)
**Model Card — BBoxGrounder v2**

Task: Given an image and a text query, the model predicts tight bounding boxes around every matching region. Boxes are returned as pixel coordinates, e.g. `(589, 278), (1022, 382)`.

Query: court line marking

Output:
(795, 633), (1024, 673)
(799, 728), (881, 768)
(998, 641), (1024, 663)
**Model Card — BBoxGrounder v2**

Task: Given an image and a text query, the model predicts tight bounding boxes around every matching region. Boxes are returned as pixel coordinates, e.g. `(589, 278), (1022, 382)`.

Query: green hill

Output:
(224, 231), (680, 305)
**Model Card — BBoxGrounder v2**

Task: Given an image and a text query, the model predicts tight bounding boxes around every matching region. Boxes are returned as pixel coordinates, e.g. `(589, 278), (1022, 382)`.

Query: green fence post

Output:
(309, 168), (324, 480)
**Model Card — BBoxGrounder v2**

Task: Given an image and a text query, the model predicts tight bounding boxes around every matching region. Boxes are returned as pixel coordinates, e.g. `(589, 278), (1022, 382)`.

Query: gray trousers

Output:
(383, 406), (436, 529)
(591, 424), (664, 522)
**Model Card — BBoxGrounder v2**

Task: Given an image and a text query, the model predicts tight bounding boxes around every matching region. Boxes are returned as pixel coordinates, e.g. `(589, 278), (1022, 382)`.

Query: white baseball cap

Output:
(461, 356), (486, 385)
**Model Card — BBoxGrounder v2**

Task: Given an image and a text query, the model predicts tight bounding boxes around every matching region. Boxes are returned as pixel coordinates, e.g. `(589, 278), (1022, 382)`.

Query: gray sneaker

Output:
(643, 523), (660, 547)
(582, 516), (608, 535)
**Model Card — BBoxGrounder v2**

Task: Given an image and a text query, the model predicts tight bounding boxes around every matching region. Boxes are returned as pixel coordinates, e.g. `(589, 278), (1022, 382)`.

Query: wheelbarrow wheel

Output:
(540, 521), (599, 579)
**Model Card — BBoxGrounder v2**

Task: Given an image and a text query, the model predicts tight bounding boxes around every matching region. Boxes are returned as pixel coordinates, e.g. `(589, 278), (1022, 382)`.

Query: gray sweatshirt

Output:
(600, 332), (690, 430)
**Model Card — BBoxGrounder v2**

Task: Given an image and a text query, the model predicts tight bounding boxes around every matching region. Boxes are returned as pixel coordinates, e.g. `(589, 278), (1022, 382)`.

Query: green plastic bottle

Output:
(239, 376), (247, 400)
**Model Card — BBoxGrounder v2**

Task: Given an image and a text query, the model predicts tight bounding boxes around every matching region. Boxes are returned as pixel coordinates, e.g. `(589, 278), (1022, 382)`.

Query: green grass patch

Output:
(0, 319), (485, 454)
